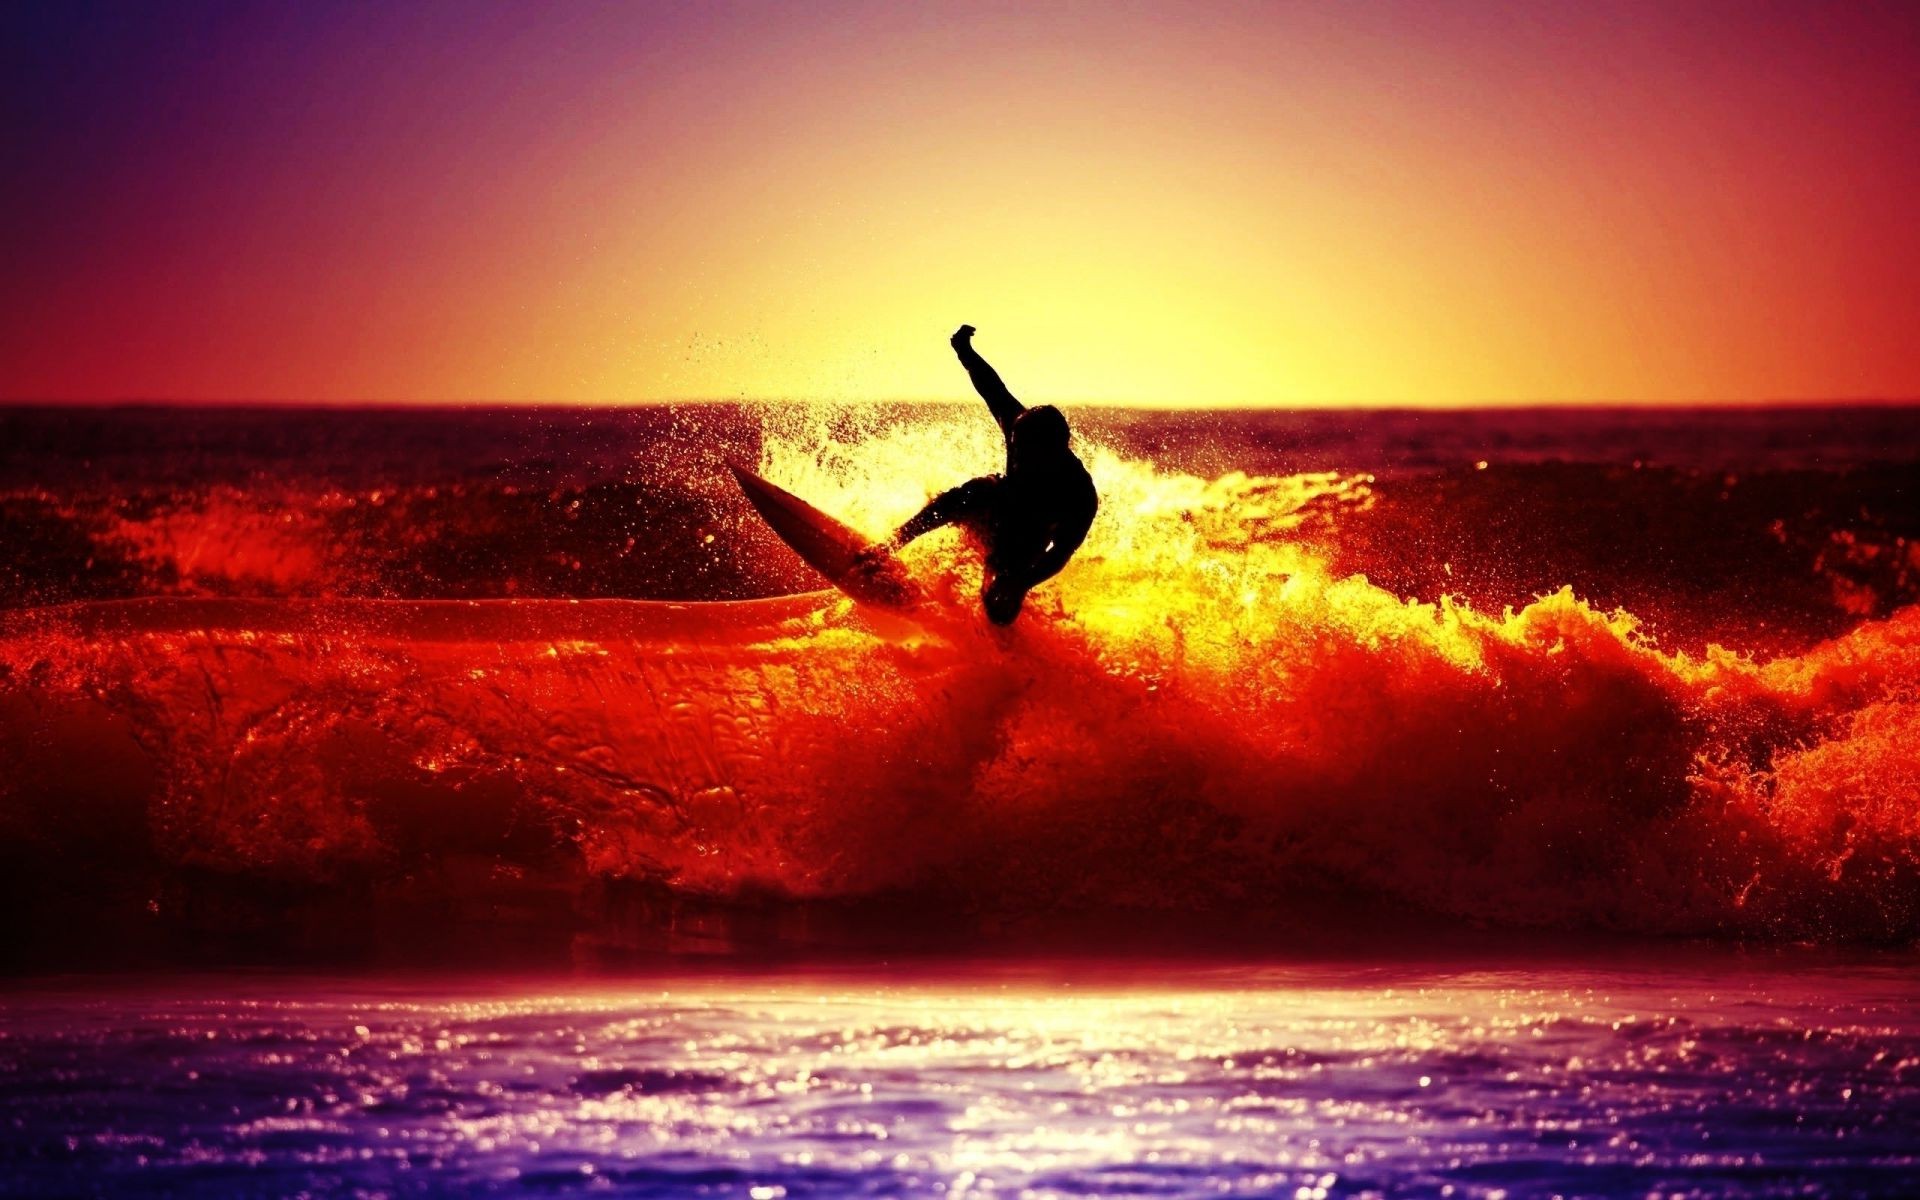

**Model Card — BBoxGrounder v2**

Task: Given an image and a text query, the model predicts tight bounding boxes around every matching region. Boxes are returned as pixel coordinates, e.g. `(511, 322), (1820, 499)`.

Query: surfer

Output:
(869, 325), (1098, 624)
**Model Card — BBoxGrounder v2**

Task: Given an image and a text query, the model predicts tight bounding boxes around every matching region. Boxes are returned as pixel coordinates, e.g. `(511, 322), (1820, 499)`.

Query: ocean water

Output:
(5, 955), (1920, 1198)
(4, 403), (1919, 953)
(3, 403), (1920, 1194)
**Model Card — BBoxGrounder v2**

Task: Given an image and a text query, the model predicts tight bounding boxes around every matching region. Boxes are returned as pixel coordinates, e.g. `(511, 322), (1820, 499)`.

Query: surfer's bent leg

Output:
(982, 573), (1027, 625)
(894, 476), (1000, 547)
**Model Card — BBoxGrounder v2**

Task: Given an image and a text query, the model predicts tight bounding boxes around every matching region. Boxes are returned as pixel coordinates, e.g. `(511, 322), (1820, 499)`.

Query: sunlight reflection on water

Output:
(3, 958), (1919, 1197)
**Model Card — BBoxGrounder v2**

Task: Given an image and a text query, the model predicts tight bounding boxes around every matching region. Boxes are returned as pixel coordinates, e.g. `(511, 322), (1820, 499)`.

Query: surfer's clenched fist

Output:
(951, 324), (976, 349)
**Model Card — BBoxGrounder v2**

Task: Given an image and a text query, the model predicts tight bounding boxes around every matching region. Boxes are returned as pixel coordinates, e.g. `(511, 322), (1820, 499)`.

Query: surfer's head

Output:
(1010, 405), (1071, 461)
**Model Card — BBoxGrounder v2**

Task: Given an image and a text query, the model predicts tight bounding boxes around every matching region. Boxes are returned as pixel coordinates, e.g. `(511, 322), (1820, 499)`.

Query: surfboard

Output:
(729, 463), (922, 609)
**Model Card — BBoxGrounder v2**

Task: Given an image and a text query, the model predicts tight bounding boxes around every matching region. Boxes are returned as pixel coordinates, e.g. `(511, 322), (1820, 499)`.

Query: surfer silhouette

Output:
(869, 325), (1098, 624)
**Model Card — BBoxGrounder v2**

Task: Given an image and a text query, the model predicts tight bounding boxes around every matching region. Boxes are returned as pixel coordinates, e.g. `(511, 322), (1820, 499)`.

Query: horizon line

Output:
(4, 396), (1919, 412)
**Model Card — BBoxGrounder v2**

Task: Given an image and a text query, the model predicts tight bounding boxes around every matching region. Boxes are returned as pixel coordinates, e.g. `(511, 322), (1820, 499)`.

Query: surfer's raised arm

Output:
(951, 325), (1025, 439)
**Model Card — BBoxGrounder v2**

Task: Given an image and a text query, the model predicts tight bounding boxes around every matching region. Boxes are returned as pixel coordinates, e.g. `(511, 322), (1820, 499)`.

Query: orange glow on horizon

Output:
(5, 3), (1918, 407)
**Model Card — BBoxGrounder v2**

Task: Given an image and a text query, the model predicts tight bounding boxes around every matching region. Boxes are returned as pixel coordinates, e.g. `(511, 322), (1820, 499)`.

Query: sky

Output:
(3, 0), (1917, 406)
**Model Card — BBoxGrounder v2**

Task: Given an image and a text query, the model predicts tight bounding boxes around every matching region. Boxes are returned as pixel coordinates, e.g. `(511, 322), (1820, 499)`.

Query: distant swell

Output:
(5, 406), (1917, 657)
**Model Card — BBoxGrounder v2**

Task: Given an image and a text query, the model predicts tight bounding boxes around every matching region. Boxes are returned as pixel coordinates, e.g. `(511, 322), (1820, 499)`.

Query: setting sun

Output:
(6, 2), (1918, 405)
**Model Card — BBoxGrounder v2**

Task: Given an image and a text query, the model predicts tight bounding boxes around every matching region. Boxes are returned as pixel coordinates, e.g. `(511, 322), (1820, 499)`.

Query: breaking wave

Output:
(3, 409), (1917, 950)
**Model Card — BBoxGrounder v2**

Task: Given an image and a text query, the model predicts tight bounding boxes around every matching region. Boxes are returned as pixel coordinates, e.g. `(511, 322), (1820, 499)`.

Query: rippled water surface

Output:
(4, 955), (1919, 1197)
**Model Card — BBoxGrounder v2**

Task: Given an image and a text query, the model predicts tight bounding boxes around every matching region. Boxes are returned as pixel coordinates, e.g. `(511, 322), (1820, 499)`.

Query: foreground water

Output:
(7, 408), (1917, 1193)
(4, 954), (1918, 1198)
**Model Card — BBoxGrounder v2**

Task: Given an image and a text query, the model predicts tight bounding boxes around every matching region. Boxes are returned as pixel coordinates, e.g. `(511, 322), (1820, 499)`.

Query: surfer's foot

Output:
(848, 543), (915, 606)
(850, 542), (897, 583)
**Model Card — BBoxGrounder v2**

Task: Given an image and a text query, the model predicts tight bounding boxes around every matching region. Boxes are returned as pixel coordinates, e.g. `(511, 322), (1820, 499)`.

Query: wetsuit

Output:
(892, 326), (1098, 624)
